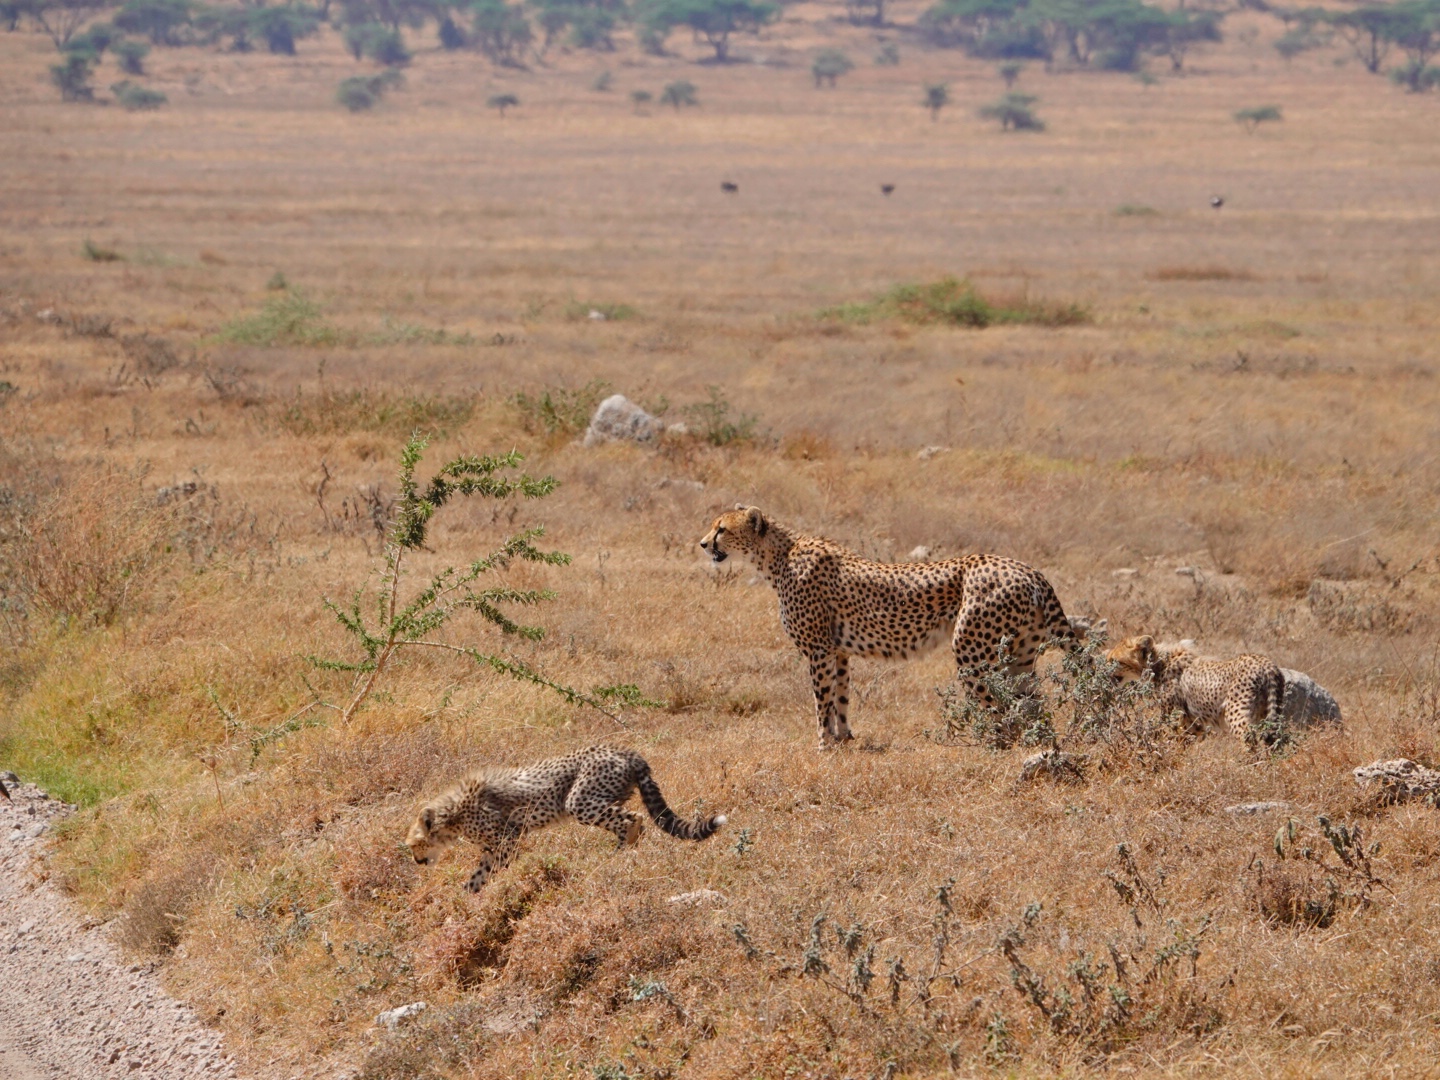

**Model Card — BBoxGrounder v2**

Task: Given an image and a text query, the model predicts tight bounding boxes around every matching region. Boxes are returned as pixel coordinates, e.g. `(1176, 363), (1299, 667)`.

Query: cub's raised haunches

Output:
(1105, 635), (1286, 745)
(407, 745), (725, 894)
(699, 505), (1075, 747)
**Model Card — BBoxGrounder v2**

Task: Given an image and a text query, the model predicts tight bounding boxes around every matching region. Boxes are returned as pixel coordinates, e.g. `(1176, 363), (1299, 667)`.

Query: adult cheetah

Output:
(1105, 635), (1286, 746)
(699, 506), (1076, 747)
(407, 745), (725, 894)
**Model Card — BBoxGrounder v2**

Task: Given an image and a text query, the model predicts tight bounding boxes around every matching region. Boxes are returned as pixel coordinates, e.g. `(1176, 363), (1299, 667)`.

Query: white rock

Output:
(917, 445), (951, 461)
(1111, 568), (1138, 579)
(1018, 749), (1086, 783)
(907, 546), (932, 562)
(1224, 801), (1291, 816)
(666, 889), (728, 907)
(665, 422), (690, 437)
(583, 394), (662, 448)
(587, 309), (607, 321)
(1353, 759), (1440, 802)
(1175, 566), (1198, 578)
(375, 1002), (428, 1029)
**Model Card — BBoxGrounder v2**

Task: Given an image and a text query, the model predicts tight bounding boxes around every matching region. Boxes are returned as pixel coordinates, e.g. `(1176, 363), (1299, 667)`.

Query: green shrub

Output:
(812, 48), (853, 87)
(337, 70), (403, 112)
(438, 13), (466, 47)
(999, 59), (1023, 86)
(82, 238), (123, 262)
(344, 21), (409, 64)
(681, 385), (758, 446)
(822, 277), (1090, 329)
(511, 380), (612, 438)
(1115, 203), (1158, 216)
(111, 80), (167, 110)
(1389, 60), (1440, 92)
(114, 38), (150, 74)
(874, 41), (899, 65)
(51, 52), (98, 102)
(591, 69), (613, 91)
(979, 91), (1043, 131)
(630, 88), (652, 111)
(114, 0), (192, 45)
(660, 79), (697, 109)
(1234, 104), (1282, 132)
(922, 81), (948, 120)
(487, 92), (519, 115)
(216, 291), (339, 346)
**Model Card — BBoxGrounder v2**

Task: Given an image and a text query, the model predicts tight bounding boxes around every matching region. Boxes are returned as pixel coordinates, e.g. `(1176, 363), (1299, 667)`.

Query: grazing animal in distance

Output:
(881, 183), (895, 196)
(721, 181), (739, 194)
(1105, 635), (1288, 746)
(1210, 195), (1224, 210)
(699, 505), (1076, 747)
(407, 745), (725, 894)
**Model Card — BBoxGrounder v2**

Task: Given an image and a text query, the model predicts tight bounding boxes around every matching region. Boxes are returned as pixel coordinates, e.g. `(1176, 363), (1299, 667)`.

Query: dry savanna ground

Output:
(2, 5), (1440, 1077)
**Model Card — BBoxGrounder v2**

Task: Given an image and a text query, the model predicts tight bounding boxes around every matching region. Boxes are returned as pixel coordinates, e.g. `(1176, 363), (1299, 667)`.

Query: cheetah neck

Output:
(747, 522), (797, 584)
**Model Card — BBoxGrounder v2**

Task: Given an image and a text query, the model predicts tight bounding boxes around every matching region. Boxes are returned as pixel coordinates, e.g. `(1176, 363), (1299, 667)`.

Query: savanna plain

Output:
(3, 6), (1440, 1076)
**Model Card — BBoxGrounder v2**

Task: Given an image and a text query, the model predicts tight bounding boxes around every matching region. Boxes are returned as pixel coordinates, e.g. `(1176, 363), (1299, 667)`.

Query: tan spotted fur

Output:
(699, 505), (1075, 747)
(407, 745), (725, 894)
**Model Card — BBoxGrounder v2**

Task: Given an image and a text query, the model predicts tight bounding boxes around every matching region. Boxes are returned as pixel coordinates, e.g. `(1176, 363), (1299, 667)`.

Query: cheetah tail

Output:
(636, 770), (726, 841)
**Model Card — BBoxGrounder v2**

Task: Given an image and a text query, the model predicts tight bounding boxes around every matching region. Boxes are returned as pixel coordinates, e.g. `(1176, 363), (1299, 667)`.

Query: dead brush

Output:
(1246, 816), (1388, 930)
(936, 638), (1055, 751)
(729, 881), (991, 1074)
(998, 845), (1221, 1059)
(1, 460), (175, 627)
(118, 860), (213, 955)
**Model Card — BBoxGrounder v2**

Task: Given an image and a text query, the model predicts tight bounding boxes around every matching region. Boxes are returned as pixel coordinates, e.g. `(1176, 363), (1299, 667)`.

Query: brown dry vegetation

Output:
(3, 4), (1440, 1077)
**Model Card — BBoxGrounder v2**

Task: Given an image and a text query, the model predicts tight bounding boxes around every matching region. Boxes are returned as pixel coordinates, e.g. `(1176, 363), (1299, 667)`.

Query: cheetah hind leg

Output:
(568, 795), (644, 849)
(832, 651), (854, 742)
(807, 649), (841, 748)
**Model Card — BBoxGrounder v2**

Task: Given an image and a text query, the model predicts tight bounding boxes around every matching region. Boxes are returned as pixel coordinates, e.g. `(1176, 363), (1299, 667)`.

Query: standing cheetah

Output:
(699, 506), (1076, 747)
(406, 745), (725, 894)
(1105, 635), (1286, 746)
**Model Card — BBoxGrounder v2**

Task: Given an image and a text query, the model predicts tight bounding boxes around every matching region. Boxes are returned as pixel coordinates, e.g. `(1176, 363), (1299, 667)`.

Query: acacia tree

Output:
(30, 0), (111, 47)
(640, 0), (777, 62)
(923, 80), (949, 120)
(469, 0), (532, 65)
(312, 436), (650, 724)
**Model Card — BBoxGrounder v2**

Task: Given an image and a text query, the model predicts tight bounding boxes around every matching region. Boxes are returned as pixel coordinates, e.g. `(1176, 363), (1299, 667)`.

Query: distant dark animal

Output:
(1210, 195), (1224, 210)
(881, 184), (895, 196)
(721, 181), (738, 194)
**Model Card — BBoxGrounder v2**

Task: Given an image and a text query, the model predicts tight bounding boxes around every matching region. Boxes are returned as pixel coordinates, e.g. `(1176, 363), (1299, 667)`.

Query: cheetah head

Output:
(406, 806), (460, 865)
(1105, 635), (1162, 684)
(699, 505), (768, 564)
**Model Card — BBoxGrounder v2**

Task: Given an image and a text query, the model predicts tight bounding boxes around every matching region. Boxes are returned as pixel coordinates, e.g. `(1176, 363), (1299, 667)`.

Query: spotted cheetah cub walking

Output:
(407, 745), (726, 894)
(700, 505), (1075, 747)
(1105, 635), (1285, 746)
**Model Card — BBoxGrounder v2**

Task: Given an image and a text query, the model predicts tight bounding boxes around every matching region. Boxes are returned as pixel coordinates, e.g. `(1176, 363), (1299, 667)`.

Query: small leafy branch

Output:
(1000, 847), (1218, 1054)
(310, 434), (652, 723)
(1249, 815), (1389, 929)
(729, 880), (990, 1072)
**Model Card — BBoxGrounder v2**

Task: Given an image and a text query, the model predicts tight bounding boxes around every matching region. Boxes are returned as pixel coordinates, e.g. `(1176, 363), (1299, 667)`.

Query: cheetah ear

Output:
(420, 808), (435, 833)
(745, 507), (768, 537)
(1135, 635), (1156, 661)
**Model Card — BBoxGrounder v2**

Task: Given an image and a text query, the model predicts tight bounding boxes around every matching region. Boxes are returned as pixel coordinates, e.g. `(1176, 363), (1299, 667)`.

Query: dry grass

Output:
(2, 6), (1440, 1078)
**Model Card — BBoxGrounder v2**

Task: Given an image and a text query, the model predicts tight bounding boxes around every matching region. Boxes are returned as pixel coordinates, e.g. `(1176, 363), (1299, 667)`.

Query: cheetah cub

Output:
(1106, 635), (1286, 746)
(407, 745), (726, 894)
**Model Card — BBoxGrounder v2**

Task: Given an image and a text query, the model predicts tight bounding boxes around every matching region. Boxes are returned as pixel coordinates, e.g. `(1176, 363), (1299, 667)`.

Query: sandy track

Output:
(0, 778), (245, 1080)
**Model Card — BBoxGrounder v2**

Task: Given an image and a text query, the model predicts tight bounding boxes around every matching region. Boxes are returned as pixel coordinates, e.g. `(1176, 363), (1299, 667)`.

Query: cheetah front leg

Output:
(807, 648), (841, 748)
(466, 830), (522, 894)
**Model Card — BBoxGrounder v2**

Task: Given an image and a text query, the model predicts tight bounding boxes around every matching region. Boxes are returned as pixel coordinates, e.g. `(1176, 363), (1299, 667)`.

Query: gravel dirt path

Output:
(0, 776), (246, 1080)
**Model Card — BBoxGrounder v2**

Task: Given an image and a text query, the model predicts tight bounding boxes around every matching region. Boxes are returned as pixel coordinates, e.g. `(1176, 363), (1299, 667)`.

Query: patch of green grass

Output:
(511, 380), (613, 438)
(822, 277), (1090, 329)
(82, 239), (123, 262)
(216, 291), (341, 347)
(1115, 204), (1159, 217)
(366, 317), (478, 346)
(271, 386), (476, 438)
